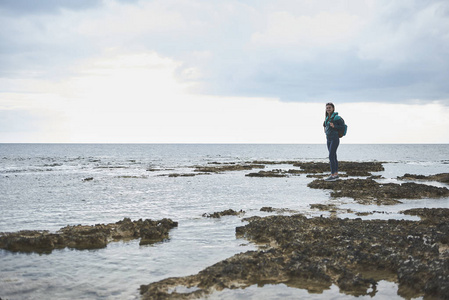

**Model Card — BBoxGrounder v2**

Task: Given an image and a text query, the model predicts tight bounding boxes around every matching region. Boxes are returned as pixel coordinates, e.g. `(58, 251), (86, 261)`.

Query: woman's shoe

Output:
(324, 175), (337, 181)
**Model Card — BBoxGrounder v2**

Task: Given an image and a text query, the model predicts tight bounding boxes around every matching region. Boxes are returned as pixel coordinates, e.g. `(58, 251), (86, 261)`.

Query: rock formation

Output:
(0, 218), (178, 254)
(308, 178), (449, 205)
(141, 209), (449, 300)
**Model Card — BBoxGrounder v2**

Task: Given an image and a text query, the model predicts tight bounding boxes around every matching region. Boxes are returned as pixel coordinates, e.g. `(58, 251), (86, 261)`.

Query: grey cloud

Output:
(0, 0), (102, 15)
(1, 0), (448, 105)
(172, 0), (449, 104)
(178, 45), (449, 104)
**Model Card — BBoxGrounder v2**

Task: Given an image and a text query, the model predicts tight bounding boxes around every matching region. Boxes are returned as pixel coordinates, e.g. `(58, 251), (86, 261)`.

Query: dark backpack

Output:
(325, 116), (348, 138)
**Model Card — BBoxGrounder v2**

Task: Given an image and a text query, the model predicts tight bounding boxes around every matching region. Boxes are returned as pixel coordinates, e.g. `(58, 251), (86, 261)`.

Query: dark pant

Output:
(327, 138), (340, 174)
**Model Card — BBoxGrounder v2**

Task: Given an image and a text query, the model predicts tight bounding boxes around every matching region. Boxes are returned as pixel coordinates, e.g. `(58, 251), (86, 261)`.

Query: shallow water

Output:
(0, 144), (448, 299)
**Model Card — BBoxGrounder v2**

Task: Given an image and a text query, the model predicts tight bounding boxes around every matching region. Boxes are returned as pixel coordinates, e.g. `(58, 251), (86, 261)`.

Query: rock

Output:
(141, 209), (449, 300)
(202, 209), (245, 218)
(246, 170), (288, 177)
(402, 207), (449, 223)
(309, 204), (337, 211)
(0, 218), (178, 254)
(293, 161), (384, 175)
(147, 168), (175, 172)
(168, 173), (196, 177)
(250, 160), (302, 165)
(194, 164), (265, 173)
(397, 173), (449, 184)
(307, 178), (449, 205)
(260, 207), (298, 214)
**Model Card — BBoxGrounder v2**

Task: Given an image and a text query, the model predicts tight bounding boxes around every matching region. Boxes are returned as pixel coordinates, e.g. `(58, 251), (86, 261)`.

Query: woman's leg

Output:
(328, 138), (340, 175)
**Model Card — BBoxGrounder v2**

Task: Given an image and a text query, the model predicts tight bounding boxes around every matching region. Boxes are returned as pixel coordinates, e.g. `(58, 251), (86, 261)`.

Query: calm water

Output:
(1, 144), (448, 300)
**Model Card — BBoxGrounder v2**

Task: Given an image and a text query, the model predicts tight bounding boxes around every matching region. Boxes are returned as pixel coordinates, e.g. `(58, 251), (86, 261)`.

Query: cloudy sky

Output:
(1, 0), (448, 143)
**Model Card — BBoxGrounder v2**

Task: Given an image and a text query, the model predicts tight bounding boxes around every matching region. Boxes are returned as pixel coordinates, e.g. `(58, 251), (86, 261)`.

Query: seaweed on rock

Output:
(141, 209), (449, 300)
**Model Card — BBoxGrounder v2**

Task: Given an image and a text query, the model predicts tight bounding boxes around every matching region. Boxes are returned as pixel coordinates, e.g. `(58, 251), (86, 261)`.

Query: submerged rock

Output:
(0, 218), (178, 254)
(245, 170), (288, 177)
(307, 178), (449, 205)
(141, 209), (449, 300)
(202, 209), (245, 218)
(168, 173), (197, 177)
(194, 164), (264, 173)
(293, 161), (384, 175)
(397, 173), (449, 184)
(260, 207), (298, 214)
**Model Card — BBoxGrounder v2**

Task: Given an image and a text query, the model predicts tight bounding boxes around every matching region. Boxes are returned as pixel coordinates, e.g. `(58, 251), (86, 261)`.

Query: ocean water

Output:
(0, 143), (448, 300)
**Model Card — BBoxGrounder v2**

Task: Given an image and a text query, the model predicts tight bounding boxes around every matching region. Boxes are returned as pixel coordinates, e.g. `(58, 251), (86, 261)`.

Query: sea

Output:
(1, 144), (448, 300)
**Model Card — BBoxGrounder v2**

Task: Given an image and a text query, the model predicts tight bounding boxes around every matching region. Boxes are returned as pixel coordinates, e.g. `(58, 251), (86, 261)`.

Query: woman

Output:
(323, 102), (344, 181)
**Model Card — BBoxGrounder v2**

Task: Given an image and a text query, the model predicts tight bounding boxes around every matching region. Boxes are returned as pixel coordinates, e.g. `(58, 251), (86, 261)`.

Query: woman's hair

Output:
(325, 102), (335, 118)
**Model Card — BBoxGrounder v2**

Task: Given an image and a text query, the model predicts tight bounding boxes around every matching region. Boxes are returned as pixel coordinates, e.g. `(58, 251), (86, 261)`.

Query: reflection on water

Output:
(207, 281), (422, 300)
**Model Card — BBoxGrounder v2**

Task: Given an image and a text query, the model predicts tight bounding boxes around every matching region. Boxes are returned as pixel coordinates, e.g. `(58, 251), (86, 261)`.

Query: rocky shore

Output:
(2, 159), (448, 299)
(188, 161), (385, 178)
(397, 173), (449, 184)
(140, 208), (449, 300)
(0, 218), (178, 254)
(308, 178), (449, 205)
(202, 209), (245, 218)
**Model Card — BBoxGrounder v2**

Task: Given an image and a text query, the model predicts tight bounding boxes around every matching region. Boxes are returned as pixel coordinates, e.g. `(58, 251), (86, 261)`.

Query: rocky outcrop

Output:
(293, 161), (384, 175)
(0, 218), (178, 254)
(307, 178), (449, 205)
(202, 209), (245, 218)
(245, 170), (288, 177)
(398, 173), (449, 184)
(402, 207), (449, 223)
(260, 207), (298, 214)
(194, 164), (265, 173)
(193, 161), (385, 177)
(141, 209), (449, 300)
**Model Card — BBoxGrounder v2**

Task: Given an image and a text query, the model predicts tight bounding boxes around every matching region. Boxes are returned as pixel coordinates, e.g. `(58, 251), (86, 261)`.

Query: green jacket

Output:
(324, 112), (344, 140)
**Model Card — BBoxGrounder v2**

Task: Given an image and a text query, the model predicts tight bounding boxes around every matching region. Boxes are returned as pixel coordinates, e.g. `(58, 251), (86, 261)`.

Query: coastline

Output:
(141, 208), (449, 300)
(2, 157), (449, 299)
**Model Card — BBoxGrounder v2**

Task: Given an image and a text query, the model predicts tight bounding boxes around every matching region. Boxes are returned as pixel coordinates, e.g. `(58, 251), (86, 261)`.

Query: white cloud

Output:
(357, 1), (449, 66)
(1, 0), (449, 143)
(251, 11), (363, 50)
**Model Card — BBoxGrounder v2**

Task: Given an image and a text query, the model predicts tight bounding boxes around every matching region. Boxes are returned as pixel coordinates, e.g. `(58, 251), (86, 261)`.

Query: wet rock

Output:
(293, 161), (384, 175)
(309, 204), (354, 218)
(307, 178), (449, 205)
(245, 170), (288, 177)
(402, 207), (449, 223)
(260, 207), (298, 214)
(168, 173), (196, 177)
(309, 204), (337, 211)
(355, 211), (388, 216)
(292, 162), (329, 173)
(250, 160), (302, 165)
(202, 209), (245, 218)
(397, 173), (449, 184)
(345, 170), (373, 177)
(158, 173), (210, 177)
(147, 168), (175, 172)
(0, 218), (178, 254)
(284, 169), (303, 175)
(194, 164), (265, 173)
(141, 209), (449, 300)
